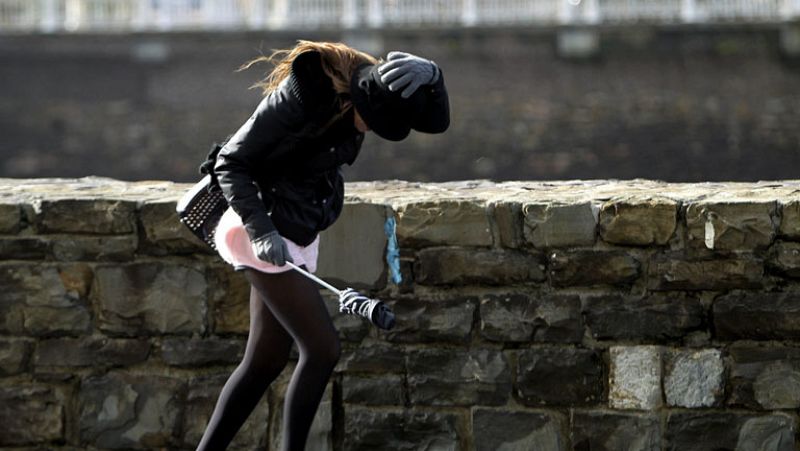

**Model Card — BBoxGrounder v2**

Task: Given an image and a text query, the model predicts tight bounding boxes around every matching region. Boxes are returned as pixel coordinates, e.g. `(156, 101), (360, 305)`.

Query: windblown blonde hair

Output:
(239, 40), (380, 103)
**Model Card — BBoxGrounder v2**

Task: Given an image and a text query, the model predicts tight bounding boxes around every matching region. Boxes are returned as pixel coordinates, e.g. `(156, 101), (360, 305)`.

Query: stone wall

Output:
(2, 26), (800, 184)
(1, 177), (800, 450)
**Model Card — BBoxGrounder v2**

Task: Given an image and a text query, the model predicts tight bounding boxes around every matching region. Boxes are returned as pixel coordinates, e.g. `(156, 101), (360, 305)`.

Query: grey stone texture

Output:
(138, 199), (208, 254)
(516, 347), (604, 406)
(666, 412), (796, 451)
(181, 372), (268, 449)
(609, 346), (663, 410)
(93, 263), (206, 336)
(768, 241), (800, 277)
(0, 264), (92, 336)
(79, 372), (184, 449)
(714, 291), (800, 340)
(2, 179), (800, 448)
(583, 294), (704, 342)
(396, 200), (492, 247)
(779, 200), (800, 239)
(159, 337), (244, 366)
(664, 348), (724, 408)
(523, 202), (597, 248)
(0, 385), (64, 446)
(480, 293), (583, 343)
(342, 374), (406, 406)
(0, 338), (32, 376)
(415, 246), (545, 285)
(549, 249), (640, 287)
(317, 202), (388, 290)
(648, 254), (764, 290)
(472, 408), (568, 451)
(0, 203), (21, 233)
(685, 201), (777, 250)
(728, 345), (800, 410)
(36, 199), (137, 234)
(383, 295), (476, 343)
(407, 347), (511, 406)
(571, 410), (661, 451)
(599, 197), (677, 246)
(35, 336), (150, 368)
(342, 406), (464, 451)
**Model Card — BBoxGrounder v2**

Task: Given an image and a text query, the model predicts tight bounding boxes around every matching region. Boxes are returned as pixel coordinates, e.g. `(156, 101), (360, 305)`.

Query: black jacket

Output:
(214, 51), (450, 247)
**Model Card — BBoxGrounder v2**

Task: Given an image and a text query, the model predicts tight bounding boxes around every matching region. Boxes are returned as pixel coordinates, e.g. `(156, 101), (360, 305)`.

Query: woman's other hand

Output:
(378, 51), (439, 99)
(251, 231), (294, 266)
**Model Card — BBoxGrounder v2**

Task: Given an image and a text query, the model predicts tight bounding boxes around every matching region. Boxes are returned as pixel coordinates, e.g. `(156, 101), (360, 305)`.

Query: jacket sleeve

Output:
(214, 51), (334, 242)
(411, 66), (450, 134)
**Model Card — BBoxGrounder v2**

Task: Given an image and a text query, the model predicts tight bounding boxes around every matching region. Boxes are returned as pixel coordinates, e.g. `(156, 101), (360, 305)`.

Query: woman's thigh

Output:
(243, 283), (294, 367)
(243, 267), (338, 354)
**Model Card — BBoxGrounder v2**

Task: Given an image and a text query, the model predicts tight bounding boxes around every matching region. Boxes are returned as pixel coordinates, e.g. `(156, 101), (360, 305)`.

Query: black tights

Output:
(196, 266), (341, 451)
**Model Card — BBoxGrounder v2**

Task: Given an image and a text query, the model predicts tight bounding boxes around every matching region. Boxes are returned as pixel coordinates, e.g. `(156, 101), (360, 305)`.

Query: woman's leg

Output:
(196, 284), (294, 450)
(244, 267), (341, 451)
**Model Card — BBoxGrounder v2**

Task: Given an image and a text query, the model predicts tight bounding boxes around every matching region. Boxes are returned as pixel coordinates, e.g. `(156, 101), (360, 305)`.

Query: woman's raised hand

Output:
(378, 51), (439, 99)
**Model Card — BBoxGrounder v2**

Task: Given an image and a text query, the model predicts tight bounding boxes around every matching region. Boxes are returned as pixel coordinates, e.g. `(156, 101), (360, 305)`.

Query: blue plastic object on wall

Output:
(384, 215), (402, 284)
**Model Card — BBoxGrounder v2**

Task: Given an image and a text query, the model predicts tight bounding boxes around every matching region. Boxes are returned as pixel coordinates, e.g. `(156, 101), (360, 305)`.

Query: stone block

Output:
(317, 203), (388, 290)
(79, 372), (185, 449)
(35, 337), (150, 367)
(0, 385), (64, 446)
(647, 254), (763, 290)
(342, 406), (464, 451)
(181, 373), (268, 449)
(0, 264), (92, 336)
(779, 200), (800, 239)
(382, 296), (475, 344)
(767, 241), (800, 278)
(207, 264), (250, 335)
(728, 345), (800, 410)
(491, 201), (524, 248)
(0, 203), (21, 233)
(571, 410), (661, 451)
(407, 347), (511, 406)
(335, 340), (405, 374)
(415, 247), (545, 286)
(93, 263), (206, 336)
(160, 337), (244, 366)
(480, 293), (582, 343)
(0, 339), (32, 376)
(599, 197), (678, 245)
(549, 250), (640, 287)
(685, 201), (776, 251)
(36, 199), (137, 234)
(396, 200), (492, 247)
(664, 348), (724, 408)
(609, 346), (662, 410)
(523, 202), (597, 248)
(0, 237), (51, 259)
(269, 367), (332, 451)
(138, 200), (208, 254)
(342, 374), (405, 405)
(583, 294), (704, 342)
(51, 235), (138, 261)
(666, 411), (796, 451)
(714, 292), (800, 340)
(516, 347), (604, 406)
(472, 407), (568, 451)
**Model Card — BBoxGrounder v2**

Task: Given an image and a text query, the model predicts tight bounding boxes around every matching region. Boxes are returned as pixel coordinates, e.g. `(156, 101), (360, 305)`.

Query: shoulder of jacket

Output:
(287, 51), (336, 111)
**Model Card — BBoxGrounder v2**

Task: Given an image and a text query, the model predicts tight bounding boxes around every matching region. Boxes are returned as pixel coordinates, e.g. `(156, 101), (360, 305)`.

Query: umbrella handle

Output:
(285, 261), (341, 296)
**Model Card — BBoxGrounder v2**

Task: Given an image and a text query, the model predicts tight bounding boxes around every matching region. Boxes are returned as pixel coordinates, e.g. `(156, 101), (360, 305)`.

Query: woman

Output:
(196, 40), (449, 450)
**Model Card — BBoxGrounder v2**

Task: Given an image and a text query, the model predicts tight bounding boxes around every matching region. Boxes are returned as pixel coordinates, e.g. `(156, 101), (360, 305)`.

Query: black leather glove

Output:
(378, 51), (440, 99)
(251, 231), (294, 266)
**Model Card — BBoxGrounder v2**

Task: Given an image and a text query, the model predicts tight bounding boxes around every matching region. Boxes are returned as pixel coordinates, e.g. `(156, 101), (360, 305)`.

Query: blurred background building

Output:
(0, 0), (799, 182)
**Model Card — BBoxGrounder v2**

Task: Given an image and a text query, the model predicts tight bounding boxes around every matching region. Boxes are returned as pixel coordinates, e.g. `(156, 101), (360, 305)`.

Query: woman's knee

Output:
(304, 335), (341, 369)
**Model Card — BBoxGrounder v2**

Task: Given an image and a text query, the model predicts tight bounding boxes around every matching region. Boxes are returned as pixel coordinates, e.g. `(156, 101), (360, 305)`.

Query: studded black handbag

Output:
(176, 142), (229, 250)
